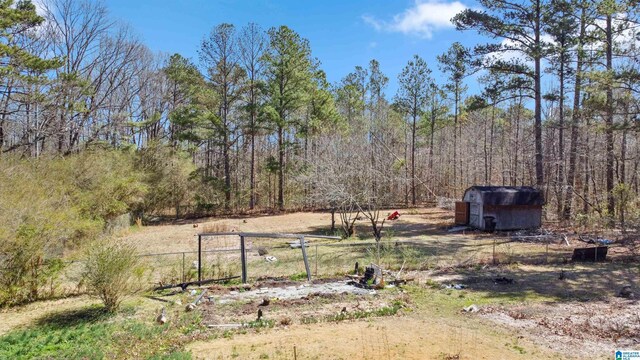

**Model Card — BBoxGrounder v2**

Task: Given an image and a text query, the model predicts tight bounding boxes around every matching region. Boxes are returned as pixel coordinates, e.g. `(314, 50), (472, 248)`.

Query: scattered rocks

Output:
(259, 297), (270, 306)
(185, 303), (196, 312)
(257, 247), (268, 256)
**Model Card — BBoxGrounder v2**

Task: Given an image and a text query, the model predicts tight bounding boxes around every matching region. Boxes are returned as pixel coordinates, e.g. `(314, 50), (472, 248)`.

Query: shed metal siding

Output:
(482, 205), (542, 230)
(462, 186), (543, 231)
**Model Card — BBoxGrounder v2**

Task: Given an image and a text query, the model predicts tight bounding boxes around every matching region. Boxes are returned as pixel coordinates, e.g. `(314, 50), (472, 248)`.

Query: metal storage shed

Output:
(459, 186), (544, 231)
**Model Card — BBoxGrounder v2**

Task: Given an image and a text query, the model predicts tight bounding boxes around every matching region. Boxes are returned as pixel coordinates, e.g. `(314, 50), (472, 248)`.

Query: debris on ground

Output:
(156, 307), (167, 324)
(387, 211), (400, 220)
(572, 246), (608, 262)
(346, 263), (413, 289)
(494, 277), (514, 285)
(578, 235), (615, 245)
(444, 283), (467, 290)
(206, 323), (243, 329)
(448, 226), (470, 233)
(259, 297), (270, 306)
(619, 286), (635, 299)
(511, 228), (561, 242)
(211, 281), (373, 304)
(257, 247), (268, 256)
(361, 264), (383, 286)
(265, 255), (278, 262)
(462, 304), (479, 313)
(289, 241), (309, 248)
(186, 289), (208, 312)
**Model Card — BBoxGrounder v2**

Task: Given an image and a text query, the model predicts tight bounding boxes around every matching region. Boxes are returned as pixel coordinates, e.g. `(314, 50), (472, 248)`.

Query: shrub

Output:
(82, 240), (145, 312)
(0, 150), (147, 306)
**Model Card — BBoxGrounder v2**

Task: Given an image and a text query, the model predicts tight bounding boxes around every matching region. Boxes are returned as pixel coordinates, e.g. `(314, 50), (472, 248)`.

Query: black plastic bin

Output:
(483, 216), (497, 232)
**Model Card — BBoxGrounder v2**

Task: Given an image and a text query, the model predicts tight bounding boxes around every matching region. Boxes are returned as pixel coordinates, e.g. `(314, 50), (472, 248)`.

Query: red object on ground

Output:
(387, 211), (400, 220)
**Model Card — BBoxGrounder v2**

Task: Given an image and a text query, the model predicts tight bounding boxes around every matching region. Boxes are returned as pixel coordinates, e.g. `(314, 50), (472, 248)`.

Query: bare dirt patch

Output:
(482, 297), (640, 359)
(189, 312), (557, 360)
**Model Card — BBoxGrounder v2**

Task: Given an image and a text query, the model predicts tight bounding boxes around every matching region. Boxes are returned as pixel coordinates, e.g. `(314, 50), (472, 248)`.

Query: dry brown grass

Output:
(188, 311), (557, 360)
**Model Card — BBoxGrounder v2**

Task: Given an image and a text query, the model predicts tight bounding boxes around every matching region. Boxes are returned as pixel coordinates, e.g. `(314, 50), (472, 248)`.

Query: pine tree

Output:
(454, 0), (547, 187)
(395, 55), (431, 205)
(0, 0), (61, 151)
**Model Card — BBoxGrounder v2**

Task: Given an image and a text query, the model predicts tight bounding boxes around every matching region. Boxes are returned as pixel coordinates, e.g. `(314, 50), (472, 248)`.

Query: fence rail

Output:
(51, 235), (596, 294)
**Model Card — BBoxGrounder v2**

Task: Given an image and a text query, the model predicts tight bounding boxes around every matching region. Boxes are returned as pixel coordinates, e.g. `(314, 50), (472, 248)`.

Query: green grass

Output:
(327, 300), (405, 322)
(0, 305), (113, 359)
(0, 304), (200, 360)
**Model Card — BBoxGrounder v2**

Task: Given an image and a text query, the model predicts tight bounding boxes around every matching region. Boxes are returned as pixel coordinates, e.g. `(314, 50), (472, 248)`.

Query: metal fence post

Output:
(300, 236), (311, 281)
(198, 234), (202, 283)
(240, 235), (247, 283)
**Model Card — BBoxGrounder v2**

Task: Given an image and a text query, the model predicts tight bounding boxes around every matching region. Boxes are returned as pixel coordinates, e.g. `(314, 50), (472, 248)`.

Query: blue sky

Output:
(104, 0), (486, 97)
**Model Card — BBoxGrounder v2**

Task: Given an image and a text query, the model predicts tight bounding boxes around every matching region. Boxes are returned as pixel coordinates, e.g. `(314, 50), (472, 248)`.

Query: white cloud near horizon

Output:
(363, 0), (467, 39)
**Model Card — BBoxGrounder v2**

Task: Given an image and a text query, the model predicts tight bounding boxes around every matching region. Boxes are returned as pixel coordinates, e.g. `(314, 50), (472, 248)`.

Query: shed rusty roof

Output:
(463, 186), (544, 206)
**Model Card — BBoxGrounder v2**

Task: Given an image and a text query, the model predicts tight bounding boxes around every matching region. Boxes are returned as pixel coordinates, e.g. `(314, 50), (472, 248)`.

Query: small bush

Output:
(83, 240), (145, 312)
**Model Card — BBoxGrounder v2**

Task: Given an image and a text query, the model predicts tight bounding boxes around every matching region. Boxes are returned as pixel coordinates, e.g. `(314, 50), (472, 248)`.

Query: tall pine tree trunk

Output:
(411, 110), (417, 205)
(563, 4), (586, 220)
(533, 0), (544, 187)
(278, 124), (285, 211)
(605, 13), (615, 218)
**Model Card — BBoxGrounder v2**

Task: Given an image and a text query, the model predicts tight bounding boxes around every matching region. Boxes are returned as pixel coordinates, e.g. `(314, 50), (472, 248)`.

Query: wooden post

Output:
(299, 236), (311, 281)
(240, 235), (247, 283)
(198, 235), (202, 282)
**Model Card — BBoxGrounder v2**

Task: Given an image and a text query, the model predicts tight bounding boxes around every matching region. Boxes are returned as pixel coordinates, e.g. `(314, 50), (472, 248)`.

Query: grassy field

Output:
(0, 208), (636, 359)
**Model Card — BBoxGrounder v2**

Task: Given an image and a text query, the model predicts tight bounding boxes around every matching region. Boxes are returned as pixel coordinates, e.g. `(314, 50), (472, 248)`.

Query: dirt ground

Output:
(188, 308), (557, 360)
(482, 297), (640, 359)
(2, 208), (638, 359)
(121, 208), (454, 254)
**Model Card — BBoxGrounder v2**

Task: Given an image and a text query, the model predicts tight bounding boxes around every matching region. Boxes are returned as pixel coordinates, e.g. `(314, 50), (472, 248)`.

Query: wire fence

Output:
(51, 235), (604, 293)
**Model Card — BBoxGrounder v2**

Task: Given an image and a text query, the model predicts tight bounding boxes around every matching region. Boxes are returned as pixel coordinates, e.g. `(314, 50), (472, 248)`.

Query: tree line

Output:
(2, 0), (640, 228)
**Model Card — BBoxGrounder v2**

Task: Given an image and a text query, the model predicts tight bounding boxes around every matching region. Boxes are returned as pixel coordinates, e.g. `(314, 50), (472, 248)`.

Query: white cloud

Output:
(363, 0), (467, 39)
(586, 14), (640, 52)
(33, 0), (46, 16)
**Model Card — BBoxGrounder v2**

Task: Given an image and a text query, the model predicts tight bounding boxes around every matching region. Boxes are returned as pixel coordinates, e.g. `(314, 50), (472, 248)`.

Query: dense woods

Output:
(1, 0), (639, 228)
